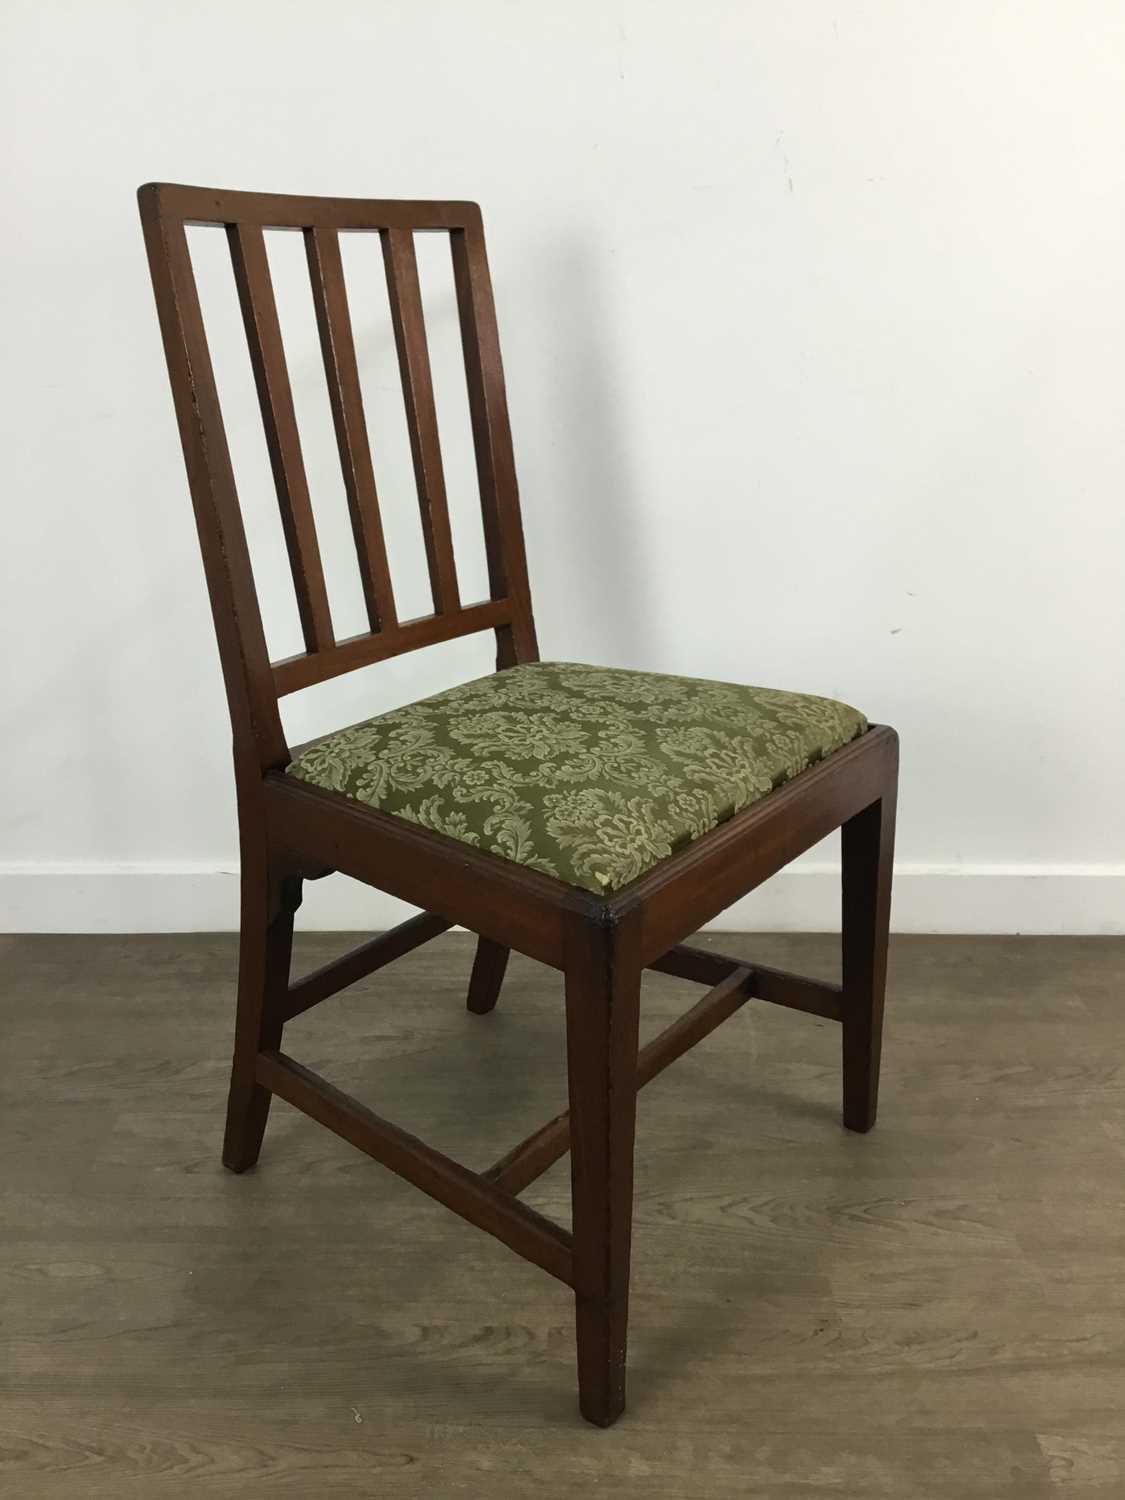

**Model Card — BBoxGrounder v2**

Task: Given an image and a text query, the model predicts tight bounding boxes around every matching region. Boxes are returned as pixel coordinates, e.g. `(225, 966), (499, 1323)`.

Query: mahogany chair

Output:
(138, 182), (898, 1427)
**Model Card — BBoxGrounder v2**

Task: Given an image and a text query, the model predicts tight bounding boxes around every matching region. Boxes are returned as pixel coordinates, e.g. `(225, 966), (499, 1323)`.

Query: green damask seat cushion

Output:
(286, 662), (867, 895)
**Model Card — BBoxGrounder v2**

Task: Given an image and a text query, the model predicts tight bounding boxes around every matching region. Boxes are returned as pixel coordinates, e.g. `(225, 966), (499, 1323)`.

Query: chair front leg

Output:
(841, 755), (898, 1133)
(564, 905), (643, 1427)
(222, 856), (302, 1172)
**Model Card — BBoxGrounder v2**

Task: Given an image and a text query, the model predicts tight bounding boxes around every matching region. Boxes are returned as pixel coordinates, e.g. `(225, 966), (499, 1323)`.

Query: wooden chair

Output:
(138, 182), (898, 1427)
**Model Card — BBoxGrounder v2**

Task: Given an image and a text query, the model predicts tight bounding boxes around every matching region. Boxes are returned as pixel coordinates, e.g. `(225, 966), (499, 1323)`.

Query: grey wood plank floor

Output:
(1, 931), (1122, 1498)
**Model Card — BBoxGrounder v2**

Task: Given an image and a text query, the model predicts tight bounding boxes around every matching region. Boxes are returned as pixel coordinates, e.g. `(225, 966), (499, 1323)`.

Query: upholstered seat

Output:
(287, 662), (866, 893)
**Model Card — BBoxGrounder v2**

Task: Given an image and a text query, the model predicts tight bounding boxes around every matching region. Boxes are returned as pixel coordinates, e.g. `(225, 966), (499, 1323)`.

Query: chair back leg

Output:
(222, 861), (301, 1172)
(466, 937), (510, 1015)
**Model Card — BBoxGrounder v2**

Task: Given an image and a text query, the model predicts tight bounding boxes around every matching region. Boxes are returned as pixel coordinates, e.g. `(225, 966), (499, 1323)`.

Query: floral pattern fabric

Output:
(286, 662), (867, 894)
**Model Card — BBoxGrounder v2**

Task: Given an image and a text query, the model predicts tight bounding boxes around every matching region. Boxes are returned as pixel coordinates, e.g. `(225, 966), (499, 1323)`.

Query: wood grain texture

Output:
(564, 905), (643, 1425)
(137, 188), (288, 770)
(381, 226), (461, 616)
(449, 221), (538, 666)
(3, 931), (1122, 1495)
(141, 181), (481, 231)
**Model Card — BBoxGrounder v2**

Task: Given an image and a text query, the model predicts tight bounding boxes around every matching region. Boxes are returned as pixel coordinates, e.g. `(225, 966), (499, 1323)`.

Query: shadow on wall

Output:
(523, 239), (657, 669)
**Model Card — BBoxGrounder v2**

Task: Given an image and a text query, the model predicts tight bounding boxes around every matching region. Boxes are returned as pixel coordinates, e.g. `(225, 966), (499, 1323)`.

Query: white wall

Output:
(3, 0), (1123, 933)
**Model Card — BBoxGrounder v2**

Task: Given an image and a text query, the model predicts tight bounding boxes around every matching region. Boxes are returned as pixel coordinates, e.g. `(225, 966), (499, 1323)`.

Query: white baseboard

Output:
(1, 862), (1122, 935)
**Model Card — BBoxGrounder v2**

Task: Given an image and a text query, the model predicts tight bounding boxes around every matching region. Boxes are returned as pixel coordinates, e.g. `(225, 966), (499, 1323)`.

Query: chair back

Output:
(139, 183), (538, 771)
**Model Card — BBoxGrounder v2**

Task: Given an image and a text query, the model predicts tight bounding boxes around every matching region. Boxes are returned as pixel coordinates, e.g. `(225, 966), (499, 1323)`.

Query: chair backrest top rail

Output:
(141, 181), (481, 232)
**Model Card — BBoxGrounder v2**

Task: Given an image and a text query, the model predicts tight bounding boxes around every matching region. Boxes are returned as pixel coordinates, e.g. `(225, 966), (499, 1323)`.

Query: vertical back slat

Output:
(305, 226), (398, 633)
(450, 219), (538, 665)
(227, 223), (335, 653)
(138, 188), (288, 770)
(381, 228), (461, 616)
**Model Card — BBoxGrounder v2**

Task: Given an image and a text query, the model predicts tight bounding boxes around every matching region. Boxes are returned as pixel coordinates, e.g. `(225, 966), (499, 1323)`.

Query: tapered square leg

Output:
(564, 907), (643, 1427)
(222, 861), (301, 1173)
(841, 761), (897, 1133)
(466, 936), (509, 1015)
